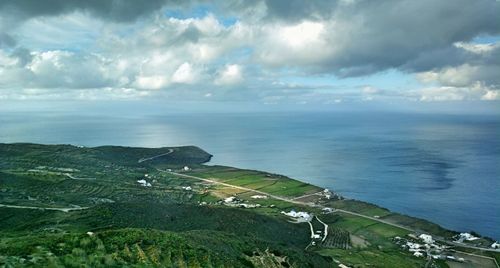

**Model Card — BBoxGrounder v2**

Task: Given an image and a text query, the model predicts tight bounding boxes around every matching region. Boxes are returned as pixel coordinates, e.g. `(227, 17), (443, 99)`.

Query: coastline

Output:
(1, 142), (498, 267)
(193, 162), (498, 250)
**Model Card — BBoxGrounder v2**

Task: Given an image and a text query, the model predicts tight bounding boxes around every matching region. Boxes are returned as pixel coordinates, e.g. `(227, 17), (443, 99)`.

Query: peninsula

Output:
(0, 143), (498, 267)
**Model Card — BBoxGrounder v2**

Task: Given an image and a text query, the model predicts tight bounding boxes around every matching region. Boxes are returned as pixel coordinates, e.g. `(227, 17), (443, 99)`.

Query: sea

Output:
(1, 110), (499, 240)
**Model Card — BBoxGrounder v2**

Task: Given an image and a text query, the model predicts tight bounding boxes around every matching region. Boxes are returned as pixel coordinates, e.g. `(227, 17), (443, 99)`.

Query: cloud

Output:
(0, 87), (150, 101)
(418, 87), (476, 102)
(0, 33), (16, 48)
(278, 21), (324, 48)
(254, 20), (332, 67)
(0, 49), (120, 89)
(133, 75), (169, 90)
(0, 0), (499, 104)
(417, 64), (500, 88)
(406, 83), (498, 102)
(413, 42), (500, 101)
(228, 0), (500, 77)
(0, 0), (175, 23)
(417, 43), (500, 86)
(171, 62), (197, 84)
(454, 42), (499, 54)
(214, 64), (243, 86)
(0, 49), (19, 67)
(0, 12), (248, 92)
(27, 50), (113, 89)
(362, 86), (378, 94)
(481, 90), (500, 101)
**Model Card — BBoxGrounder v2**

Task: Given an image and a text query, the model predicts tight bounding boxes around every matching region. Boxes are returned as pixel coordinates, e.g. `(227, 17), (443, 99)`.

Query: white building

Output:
(239, 203), (261, 208)
(491, 242), (500, 249)
(419, 234), (434, 244)
(250, 195), (268, 199)
(458, 232), (479, 241)
(183, 166), (190, 171)
(281, 210), (311, 219)
(137, 179), (152, 187)
(322, 207), (334, 213)
(406, 242), (422, 249)
(413, 252), (424, 257)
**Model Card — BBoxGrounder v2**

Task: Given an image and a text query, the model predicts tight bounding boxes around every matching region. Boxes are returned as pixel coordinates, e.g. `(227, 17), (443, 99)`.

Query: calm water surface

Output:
(1, 111), (499, 239)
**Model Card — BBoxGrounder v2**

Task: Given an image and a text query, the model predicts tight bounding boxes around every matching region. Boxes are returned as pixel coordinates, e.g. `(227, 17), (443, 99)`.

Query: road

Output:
(161, 170), (315, 206)
(0, 203), (89, 212)
(304, 220), (316, 250)
(162, 170), (500, 254)
(334, 208), (413, 232)
(307, 220), (315, 238)
(291, 191), (324, 200)
(65, 173), (96, 180)
(316, 216), (329, 242)
(138, 149), (174, 163)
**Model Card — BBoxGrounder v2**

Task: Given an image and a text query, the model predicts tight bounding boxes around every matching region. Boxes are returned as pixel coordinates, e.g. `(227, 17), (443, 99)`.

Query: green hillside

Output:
(0, 143), (497, 268)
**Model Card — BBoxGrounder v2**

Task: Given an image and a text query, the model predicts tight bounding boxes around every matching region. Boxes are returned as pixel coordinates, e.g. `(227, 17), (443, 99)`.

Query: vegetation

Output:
(190, 166), (322, 197)
(0, 143), (496, 267)
(0, 143), (329, 267)
(322, 227), (351, 249)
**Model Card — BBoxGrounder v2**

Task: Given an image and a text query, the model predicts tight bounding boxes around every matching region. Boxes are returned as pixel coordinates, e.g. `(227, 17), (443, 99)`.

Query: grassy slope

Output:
(0, 206), (330, 267)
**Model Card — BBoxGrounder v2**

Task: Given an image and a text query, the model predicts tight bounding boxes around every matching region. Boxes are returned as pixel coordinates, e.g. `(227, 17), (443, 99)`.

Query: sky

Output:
(0, 0), (499, 113)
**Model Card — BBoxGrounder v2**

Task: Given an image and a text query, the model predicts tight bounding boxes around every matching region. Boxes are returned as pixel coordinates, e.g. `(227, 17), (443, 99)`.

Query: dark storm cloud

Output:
(10, 47), (33, 67)
(414, 45), (500, 88)
(0, 0), (186, 23)
(227, 0), (499, 77)
(323, 0), (500, 76)
(401, 46), (472, 73)
(0, 33), (16, 48)
(262, 0), (338, 22)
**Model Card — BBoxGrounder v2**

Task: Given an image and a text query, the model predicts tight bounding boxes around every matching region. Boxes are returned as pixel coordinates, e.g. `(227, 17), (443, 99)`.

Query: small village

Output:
(392, 231), (500, 265)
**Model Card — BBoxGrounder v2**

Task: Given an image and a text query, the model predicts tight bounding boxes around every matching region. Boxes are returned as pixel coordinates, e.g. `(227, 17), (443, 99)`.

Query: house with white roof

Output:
(419, 234), (434, 244)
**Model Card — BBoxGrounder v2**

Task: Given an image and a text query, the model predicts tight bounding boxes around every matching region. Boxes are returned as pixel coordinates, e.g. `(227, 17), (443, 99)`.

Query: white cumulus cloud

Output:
(214, 64), (243, 86)
(171, 62), (197, 84)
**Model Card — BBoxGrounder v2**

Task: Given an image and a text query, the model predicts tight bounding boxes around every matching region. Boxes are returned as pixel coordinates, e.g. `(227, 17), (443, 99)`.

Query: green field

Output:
(190, 166), (322, 198)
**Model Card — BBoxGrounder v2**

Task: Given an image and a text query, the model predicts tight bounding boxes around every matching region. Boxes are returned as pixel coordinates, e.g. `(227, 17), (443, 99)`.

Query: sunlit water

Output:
(1, 111), (499, 239)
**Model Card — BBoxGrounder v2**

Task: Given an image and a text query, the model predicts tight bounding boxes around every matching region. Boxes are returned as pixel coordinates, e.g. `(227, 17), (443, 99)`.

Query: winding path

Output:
(138, 149), (174, 163)
(316, 216), (329, 242)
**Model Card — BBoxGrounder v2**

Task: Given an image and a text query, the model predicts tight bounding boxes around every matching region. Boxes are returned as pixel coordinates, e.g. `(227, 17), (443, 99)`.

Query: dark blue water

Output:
(1, 111), (499, 239)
